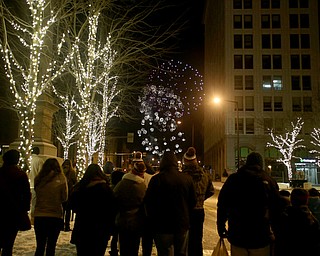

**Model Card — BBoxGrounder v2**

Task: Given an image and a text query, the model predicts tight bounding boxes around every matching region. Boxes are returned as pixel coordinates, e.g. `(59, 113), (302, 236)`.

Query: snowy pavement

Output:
(13, 182), (227, 255)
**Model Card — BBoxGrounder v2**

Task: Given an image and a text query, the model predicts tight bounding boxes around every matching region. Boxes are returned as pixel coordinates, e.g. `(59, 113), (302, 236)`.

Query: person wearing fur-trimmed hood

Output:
(182, 147), (214, 256)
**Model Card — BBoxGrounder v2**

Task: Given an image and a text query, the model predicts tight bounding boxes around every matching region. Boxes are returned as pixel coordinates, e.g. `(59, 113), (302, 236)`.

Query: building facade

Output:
(204, 0), (320, 184)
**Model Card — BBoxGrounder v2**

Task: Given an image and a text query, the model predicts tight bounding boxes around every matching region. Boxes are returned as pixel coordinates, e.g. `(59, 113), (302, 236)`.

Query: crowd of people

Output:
(1, 147), (320, 256)
(0, 146), (214, 256)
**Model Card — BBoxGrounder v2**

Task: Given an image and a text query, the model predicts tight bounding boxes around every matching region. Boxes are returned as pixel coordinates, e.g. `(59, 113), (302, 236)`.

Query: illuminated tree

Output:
(310, 128), (320, 162)
(0, 0), (73, 170)
(138, 60), (204, 155)
(87, 104), (102, 165)
(267, 117), (305, 179)
(138, 84), (185, 155)
(54, 95), (79, 160)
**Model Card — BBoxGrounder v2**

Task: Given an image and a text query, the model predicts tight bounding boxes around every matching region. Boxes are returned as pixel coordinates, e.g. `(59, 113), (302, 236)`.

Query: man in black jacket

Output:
(145, 151), (196, 256)
(217, 152), (280, 256)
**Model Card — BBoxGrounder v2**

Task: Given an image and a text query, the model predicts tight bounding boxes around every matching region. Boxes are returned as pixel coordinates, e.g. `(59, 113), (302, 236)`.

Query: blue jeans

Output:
(154, 230), (189, 256)
(231, 244), (270, 256)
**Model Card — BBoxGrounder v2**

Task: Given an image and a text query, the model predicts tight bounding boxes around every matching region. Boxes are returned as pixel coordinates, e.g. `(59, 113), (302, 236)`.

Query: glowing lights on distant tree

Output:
(138, 60), (203, 155)
(138, 85), (185, 155)
(149, 59), (204, 115)
(267, 117), (305, 179)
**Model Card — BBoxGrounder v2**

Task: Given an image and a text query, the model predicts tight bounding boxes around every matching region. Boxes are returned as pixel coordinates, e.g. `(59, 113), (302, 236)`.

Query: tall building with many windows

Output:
(203, 0), (320, 184)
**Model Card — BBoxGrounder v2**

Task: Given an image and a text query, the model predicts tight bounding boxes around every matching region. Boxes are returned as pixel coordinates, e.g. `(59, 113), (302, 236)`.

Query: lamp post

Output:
(213, 97), (240, 169)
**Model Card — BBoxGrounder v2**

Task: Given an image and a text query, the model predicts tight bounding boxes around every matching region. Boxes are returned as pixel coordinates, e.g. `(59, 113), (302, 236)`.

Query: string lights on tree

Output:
(267, 117), (305, 179)
(138, 60), (204, 155)
(138, 84), (185, 156)
(0, 0), (73, 171)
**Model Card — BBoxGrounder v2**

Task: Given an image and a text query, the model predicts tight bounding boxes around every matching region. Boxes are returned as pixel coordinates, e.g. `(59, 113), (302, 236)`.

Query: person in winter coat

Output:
(274, 188), (320, 256)
(61, 159), (77, 231)
(69, 164), (116, 256)
(144, 151), (196, 256)
(308, 188), (320, 223)
(217, 152), (280, 256)
(182, 147), (214, 256)
(0, 149), (31, 256)
(33, 158), (68, 256)
(113, 160), (147, 256)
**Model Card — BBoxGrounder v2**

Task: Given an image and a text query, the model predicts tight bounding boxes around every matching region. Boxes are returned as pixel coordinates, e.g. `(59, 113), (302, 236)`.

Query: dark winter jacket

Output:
(0, 165), (31, 230)
(217, 164), (280, 249)
(182, 164), (214, 209)
(144, 151), (196, 234)
(308, 196), (320, 223)
(69, 180), (116, 246)
(113, 172), (146, 234)
(274, 205), (320, 256)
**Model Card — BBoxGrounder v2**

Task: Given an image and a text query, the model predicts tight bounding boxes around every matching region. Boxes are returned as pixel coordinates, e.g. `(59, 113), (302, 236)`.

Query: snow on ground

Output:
(13, 223), (215, 256)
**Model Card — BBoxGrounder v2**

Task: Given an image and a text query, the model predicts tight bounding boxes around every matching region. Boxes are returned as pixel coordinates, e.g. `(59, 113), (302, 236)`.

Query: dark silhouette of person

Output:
(69, 164), (116, 256)
(0, 149), (31, 255)
(217, 152), (280, 256)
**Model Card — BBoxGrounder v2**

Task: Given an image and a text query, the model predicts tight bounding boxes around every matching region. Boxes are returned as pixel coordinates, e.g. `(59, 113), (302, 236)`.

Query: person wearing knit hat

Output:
(132, 151), (143, 162)
(183, 147), (197, 165)
(113, 154), (147, 256)
(217, 152), (280, 256)
(182, 147), (214, 255)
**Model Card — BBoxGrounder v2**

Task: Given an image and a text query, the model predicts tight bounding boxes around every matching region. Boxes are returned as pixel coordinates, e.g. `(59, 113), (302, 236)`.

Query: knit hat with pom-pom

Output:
(183, 147), (197, 165)
(132, 151), (143, 162)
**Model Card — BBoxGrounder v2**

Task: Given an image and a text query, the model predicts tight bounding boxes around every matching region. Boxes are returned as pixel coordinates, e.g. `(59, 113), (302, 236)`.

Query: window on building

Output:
(261, 15), (270, 28)
(273, 55), (282, 69)
(262, 55), (271, 69)
(272, 14), (281, 28)
(234, 35), (242, 48)
(245, 96), (254, 111)
(263, 96), (272, 111)
(244, 35), (253, 48)
(273, 76), (282, 90)
(275, 118), (283, 133)
(234, 15), (242, 28)
(233, 0), (242, 9)
(245, 55), (253, 69)
(262, 35), (271, 48)
(244, 15), (253, 28)
(302, 76), (311, 90)
(274, 96), (283, 111)
(238, 118), (244, 135)
(291, 76), (300, 90)
(262, 76), (272, 89)
(272, 34), (281, 48)
(234, 75), (243, 90)
(234, 55), (243, 69)
(291, 55), (300, 69)
(301, 55), (311, 69)
(300, 0), (309, 8)
(246, 118), (254, 134)
(300, 14), (309, 28)
(292, 97), (301, 111)
(303, 97), (312, 112)
(300, 34), (310, 49)
(245, 75), (254, 90)
(264, 118), (273, 134)
(261, 0), (269, 8)
(244, 0), (252, 9)
(235, 96), (244, 111)
(290, 34), (299, 48)
(272, 0), (280, 8)
(289, 14), (299, 28)
(289, 0), (298, 8)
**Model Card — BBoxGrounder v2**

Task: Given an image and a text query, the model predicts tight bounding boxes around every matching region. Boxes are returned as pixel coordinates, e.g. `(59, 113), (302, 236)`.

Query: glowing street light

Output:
(213, 97), (240, 169)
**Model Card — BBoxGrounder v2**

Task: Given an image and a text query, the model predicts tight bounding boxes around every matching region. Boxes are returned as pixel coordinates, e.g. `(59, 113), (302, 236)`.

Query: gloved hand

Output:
(217, 225), (228, 238)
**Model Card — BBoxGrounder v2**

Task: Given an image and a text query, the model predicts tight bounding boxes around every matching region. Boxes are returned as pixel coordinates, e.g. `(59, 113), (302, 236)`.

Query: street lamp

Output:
(213, 97), (240, 169)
